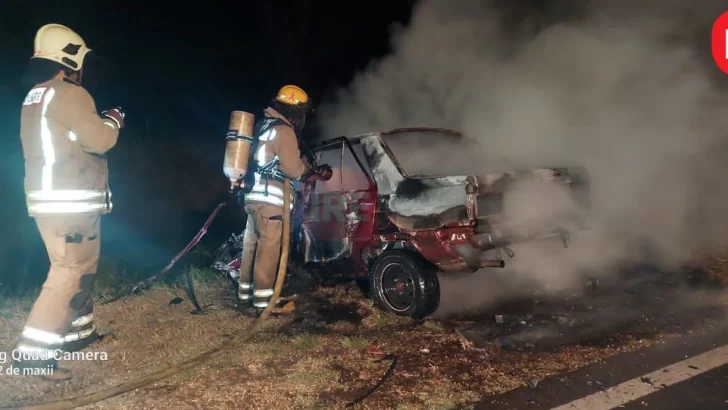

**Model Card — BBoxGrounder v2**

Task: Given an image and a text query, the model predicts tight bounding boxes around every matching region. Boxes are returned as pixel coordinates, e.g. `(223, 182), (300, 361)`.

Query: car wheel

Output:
(369, 250), (440, 319)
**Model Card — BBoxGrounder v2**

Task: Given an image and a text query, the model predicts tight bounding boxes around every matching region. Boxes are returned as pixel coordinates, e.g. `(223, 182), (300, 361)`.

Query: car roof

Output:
(313, 127), (463, 148)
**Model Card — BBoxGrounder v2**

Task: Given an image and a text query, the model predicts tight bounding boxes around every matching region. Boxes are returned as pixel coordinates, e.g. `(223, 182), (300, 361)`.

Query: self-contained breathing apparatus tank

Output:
(223, 110), (256, 192)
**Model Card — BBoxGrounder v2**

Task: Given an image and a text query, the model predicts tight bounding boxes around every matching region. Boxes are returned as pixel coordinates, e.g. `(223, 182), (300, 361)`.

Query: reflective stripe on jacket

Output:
(244, 107), (308, 209)
(20, 75), (119, 216)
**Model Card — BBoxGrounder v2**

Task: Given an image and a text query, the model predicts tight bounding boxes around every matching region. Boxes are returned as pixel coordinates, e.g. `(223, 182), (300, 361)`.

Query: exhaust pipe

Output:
(481, 259), (505, 268)
(471, 231), (568, 250)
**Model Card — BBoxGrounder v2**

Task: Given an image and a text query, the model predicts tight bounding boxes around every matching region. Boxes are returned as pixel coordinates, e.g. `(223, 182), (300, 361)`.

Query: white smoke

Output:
(316, 0), (728, 314)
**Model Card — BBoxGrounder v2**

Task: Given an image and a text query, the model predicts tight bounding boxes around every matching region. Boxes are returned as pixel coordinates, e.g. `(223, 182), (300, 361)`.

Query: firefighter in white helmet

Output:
(237, 85), (332, 315)
(13, 23), (124, 381)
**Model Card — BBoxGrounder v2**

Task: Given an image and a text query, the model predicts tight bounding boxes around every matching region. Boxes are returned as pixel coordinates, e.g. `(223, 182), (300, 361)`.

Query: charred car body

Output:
(213, 128), (590, 318)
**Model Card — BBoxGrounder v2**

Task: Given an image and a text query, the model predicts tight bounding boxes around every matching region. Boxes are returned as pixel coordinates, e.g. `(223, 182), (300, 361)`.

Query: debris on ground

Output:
(451, 263), (728, 352)
(169, 297), (184, 305)
(0, 258), (725, 409)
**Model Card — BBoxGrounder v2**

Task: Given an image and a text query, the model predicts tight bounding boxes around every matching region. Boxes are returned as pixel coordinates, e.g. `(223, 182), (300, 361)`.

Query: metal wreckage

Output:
(10, 125), (591, 410)
(212, 127), (591, 319)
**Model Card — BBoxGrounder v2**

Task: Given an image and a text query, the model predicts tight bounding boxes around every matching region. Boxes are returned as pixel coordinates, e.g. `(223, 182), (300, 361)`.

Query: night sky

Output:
(0, 0), (415, 288)
(0, 0), (414, 137)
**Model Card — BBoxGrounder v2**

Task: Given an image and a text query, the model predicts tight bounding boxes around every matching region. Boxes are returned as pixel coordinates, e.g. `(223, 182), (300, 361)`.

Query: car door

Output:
(300, 140), (346, 262)
(341, 140), (377, 271)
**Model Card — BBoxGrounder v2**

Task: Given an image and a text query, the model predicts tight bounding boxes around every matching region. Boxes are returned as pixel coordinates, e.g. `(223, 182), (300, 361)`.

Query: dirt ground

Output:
(1, 256), (727, 410)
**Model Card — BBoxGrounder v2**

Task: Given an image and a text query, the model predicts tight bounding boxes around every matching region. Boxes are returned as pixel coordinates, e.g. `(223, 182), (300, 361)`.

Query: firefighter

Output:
(237, 85), (331, 315)
(13, 23), (124, 380)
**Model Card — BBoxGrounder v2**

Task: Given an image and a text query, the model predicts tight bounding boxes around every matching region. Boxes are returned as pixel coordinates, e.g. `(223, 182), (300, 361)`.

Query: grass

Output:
(243, 333), (289, 359)
(0, 287), (38, 320)
(286, 369), (339, 391)
(279, 358), (342, 408)
(419, 381), (481, 410)
(88, 262), (223, 302)
(363, 310), (410, 328)
(1, 254), (726, 409)
(181, 266), (223, 287)
(339, 335), (370, 350)
(329, 320), (359, 333)
(422, 319), (446, 332)
(291, 333), (321, 351)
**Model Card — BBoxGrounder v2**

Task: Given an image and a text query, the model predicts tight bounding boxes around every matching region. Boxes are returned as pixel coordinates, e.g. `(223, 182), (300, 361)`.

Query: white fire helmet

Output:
(31, 23), (91, 72)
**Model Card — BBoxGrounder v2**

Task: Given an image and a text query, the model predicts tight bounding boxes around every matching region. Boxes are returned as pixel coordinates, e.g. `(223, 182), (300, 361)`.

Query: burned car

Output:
(213, 128), (590, 319)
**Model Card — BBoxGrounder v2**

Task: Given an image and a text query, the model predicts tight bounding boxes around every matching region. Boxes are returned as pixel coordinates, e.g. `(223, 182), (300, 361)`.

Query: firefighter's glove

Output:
(303, 165), (332, 183)
(314, 164), (333, 181)
(102, 107), (125, 130)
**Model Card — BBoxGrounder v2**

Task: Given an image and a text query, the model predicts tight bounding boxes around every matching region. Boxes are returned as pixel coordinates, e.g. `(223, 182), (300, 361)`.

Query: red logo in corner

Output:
(712, 11), (728, 74)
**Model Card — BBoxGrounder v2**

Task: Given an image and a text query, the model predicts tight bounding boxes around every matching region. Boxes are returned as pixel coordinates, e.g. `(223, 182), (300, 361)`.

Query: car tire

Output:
(369, 250), (440, 319)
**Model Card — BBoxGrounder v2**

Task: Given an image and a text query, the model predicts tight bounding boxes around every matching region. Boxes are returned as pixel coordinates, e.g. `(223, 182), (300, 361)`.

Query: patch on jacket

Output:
(23, 87), (47, 106)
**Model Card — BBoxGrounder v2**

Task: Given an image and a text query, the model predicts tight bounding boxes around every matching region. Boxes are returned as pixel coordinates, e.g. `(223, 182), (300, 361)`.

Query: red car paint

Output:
(217, 128), (588, 282)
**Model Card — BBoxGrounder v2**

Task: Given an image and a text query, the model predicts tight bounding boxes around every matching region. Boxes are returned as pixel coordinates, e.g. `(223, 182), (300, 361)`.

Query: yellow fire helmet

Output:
(31, 23), (91, 72)
(275, 85), (309, 107)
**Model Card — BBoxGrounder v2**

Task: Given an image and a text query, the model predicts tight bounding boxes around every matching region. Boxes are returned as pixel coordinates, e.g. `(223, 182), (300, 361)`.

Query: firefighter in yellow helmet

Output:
(237, 85), (332, 315)
(13, 24), (124, 381)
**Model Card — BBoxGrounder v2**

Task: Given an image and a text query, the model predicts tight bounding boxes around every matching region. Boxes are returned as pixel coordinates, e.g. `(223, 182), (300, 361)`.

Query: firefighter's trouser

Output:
(238, 202), (284, 309)
(14, 214), (101, 369)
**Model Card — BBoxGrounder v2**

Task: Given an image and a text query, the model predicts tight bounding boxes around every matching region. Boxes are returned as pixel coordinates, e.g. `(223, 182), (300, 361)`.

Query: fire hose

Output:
(5, 180), (397, 409)
(1, 180), (295, 410)
(98, 199), (230, 310)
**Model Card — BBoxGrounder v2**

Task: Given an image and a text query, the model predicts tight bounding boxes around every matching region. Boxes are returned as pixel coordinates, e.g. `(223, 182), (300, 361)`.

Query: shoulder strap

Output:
(254, 117), (291, 138)
(242, 118), (292, 194)
(62, 77), (81, 87)
(253, 117), (292, 172)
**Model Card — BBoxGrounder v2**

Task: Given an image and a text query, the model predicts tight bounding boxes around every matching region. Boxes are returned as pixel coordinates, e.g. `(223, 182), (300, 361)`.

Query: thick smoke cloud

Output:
(317, 0), (728, 315)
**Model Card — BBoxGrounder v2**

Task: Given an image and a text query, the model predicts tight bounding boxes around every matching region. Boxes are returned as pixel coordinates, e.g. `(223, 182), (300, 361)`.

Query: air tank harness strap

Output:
(258, 157), (281, 197)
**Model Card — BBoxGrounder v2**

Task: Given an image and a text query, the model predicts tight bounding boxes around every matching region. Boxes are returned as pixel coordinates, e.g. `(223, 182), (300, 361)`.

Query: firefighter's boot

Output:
(238, 304), (262, 318)
(271, 300), (296, 315)
(237, 215), (257, 306)
(12, 357), (73, 382)
(61, 284), (100, 352)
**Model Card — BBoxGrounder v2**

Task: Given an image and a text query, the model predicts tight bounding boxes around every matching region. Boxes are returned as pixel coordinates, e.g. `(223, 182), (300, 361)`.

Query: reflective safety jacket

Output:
(244, 107), (309, 209)
(20, 75), (119, 216)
